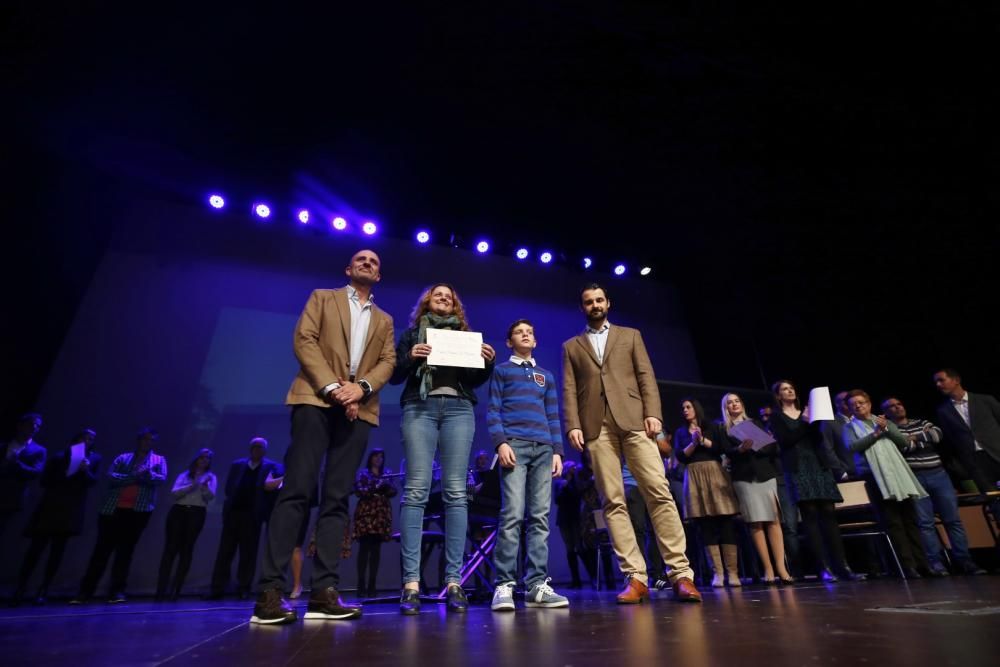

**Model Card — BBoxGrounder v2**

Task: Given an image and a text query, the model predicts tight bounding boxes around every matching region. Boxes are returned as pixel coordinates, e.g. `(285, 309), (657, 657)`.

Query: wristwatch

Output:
(358, 378), (373, 398)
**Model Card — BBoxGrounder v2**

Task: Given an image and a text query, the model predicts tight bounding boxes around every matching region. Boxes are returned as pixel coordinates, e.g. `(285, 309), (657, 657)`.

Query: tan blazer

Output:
(285, 288), (396, 427)
(561, 324), (662, 441)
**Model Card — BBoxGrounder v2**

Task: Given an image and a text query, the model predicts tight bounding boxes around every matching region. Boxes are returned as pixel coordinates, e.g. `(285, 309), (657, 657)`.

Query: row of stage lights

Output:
(208, 194), (652, 276)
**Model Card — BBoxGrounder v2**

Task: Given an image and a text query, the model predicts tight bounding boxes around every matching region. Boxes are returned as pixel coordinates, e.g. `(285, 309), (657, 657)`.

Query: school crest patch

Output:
(532, 371), (546, 387)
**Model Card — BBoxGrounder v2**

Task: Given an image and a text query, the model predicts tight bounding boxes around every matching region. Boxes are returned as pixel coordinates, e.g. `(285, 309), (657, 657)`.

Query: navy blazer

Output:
(0, 440), (47, 511)
(222, 457), (284, 521)
(936, 393), (1000, 465)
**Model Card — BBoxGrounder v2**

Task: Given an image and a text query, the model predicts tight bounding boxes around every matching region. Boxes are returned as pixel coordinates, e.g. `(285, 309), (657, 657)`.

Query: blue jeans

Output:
(494, 439), (553, 587)
(913, 467), (973, 568)
(400, 397), (475, 586)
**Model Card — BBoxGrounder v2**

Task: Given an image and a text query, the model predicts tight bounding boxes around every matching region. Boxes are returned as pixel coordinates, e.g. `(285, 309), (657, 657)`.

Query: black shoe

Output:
(202, 591), (224, 601)
(920, 567), (947, 578)
(400, 589), (421, 615)
(108, 592), (127, 604)
(303, 587), (362, 620)
(902, 567), (922, 580)
(68, 596), (89, 605)
(959, 561), (987, 575)
(820, 568), (839, 583)
(250, 588), (297, 625)
(33, 589), (48, 606)
(837, 568), (866, 582)
(446, 584), (468, 613)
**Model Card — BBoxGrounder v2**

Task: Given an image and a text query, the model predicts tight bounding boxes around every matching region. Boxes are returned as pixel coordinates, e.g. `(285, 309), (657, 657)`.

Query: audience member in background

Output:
(675, 398), (742, 587)
(820, 391), (856, 478)
(883, 397), (985, 576)
(842, 390), (930, 579)
(156, 448), (217, 600)
(72, 427), (167, 604)
(770, 381), (860, 582)
(554, 460), (588, 588)
(14, 429), (100, 605)
(1, 413), (47, 539)
(353, 448), (397, 599)
(933, 368), (1000, 495)
(720, 393), (793, 584)
(208, 437), (283, 600)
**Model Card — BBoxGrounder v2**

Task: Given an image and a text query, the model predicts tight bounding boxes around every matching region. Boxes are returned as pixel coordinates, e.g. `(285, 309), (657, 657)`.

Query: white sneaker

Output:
(525, 578), (569, 608)
(491, 582), (515, 611)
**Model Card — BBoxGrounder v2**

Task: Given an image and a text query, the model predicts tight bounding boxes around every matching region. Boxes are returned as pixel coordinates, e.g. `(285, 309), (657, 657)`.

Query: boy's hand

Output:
(551, 454), (563, 478)
(498, 443), (516, 468)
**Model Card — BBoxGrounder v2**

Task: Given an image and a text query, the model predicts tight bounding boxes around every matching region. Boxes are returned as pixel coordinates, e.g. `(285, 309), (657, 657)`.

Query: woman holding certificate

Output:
(391, 283), (495, 614)
(720, 393), (794, 584)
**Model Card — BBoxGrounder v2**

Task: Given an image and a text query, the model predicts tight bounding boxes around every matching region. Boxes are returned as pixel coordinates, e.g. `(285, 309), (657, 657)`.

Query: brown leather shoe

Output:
(303, 586), (362, 620)
(671, 577), (702, 603)
(616, 577), (649, 604)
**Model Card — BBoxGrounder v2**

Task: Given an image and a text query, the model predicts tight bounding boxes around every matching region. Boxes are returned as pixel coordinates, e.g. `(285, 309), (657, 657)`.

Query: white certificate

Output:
(426, 329), (484, 369)
(66, 442), (86, 476)
(808, 386), (835, 422)
(728, 420), (776, 451)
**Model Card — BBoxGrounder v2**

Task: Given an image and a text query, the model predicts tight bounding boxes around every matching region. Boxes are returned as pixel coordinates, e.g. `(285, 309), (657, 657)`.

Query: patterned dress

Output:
(352, 469), (397, 542)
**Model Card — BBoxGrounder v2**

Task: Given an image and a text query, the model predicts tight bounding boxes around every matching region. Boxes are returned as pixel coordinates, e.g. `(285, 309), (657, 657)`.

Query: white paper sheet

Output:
(808, 386), (835, 422)
(728, 420), (777, 451)
(66, 442), (86, 476)
(426, 329), (485, 369)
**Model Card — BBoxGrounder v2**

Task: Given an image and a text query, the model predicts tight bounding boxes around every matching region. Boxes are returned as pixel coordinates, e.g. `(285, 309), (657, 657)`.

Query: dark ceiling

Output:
(3, 2), (997, 422)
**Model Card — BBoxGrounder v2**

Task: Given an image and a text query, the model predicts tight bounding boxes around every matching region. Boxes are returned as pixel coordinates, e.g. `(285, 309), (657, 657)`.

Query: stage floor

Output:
(3, 578), (998, 666)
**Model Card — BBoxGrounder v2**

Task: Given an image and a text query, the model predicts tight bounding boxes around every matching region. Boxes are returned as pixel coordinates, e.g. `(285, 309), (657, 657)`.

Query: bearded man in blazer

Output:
(562, 283), (700, 604)
(252, 249), (396, 625)
(934, 368), (1000, 494)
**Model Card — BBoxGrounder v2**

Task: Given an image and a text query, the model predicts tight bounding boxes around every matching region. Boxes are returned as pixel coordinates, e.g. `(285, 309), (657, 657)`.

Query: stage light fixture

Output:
(297, 210), (310, 224)
(640, 266), (652, 276)
(583, 257), (592, 269)
(332, 216), (348, 231)
(208, 194), (225, 209)
(475, 240), (490, 254)
(254, 203), (271, 219)
(416, 230), (430, 244)
(362, 221), (377, 235)
(540, 251), (553, 264)
(515, 248), (529, 260)
(613, 264), (626, 276)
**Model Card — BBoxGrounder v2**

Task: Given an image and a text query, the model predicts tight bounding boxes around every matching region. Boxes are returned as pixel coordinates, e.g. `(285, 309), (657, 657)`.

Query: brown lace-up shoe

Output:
(671, 577), (702, 603)
(616, 576), (649, 604)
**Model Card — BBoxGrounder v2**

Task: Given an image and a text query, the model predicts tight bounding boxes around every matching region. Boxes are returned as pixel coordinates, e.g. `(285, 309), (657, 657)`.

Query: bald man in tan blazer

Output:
(562, 283), (700, 603)
(253, 249), (396, 625)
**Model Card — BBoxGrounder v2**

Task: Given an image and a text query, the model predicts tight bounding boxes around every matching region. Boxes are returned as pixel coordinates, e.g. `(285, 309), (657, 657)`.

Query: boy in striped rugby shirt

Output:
(487, 319), (568, 611)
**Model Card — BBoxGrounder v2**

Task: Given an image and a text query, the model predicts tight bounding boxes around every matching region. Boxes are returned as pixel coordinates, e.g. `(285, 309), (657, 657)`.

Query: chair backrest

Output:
(835, 481), (873, 510)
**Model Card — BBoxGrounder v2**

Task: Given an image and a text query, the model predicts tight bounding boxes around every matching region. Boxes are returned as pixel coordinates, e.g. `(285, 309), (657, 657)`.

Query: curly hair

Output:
(409, 283), (470, 330)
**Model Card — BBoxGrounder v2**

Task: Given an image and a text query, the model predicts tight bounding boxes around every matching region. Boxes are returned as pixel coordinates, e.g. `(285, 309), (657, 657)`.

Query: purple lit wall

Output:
(2, 198), (700, 595)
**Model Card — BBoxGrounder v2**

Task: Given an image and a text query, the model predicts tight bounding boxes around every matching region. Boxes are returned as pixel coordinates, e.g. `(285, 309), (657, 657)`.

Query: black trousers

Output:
(868, 489), (929, 571)
(17, 535), (70, 592)
(211, 508), (262, 594)
(259, 404), (371, 591)
(798, 500), (848, 573)
(157, 504), (207, 595)
(356, 535), (383, 593)
(79, 509), (152, 597)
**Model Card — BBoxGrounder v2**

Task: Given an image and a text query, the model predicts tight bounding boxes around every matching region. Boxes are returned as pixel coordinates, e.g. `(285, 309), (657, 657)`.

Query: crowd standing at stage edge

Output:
(3, 250), (998, 622)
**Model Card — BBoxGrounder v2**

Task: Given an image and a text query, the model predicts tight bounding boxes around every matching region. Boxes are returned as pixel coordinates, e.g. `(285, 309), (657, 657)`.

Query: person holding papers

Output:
(14, 429), (100, 605)
(391, 283), (495, 614)
(770, 380), (860, 582)
(719, 393), (793, 584)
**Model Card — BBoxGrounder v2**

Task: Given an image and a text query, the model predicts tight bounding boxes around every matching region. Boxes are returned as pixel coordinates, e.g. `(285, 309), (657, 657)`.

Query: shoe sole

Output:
(616, 598), (647, 604)
(303, 610), (362, 620)
(491, 603), (515, 611)
(525, 601), (569, 608)
(250, 614), (297, 625)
